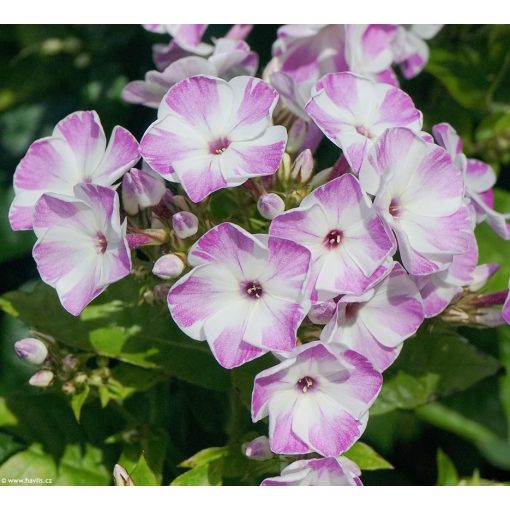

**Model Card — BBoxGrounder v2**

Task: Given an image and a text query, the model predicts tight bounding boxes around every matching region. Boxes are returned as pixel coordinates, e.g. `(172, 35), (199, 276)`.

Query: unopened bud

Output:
(172, 212), (199, 239)
(474, 308), (506, 328)
(113, 464), (135, 486)
(62, 354), (79, 373)
(242, 436), (273, 461)
(29, 370), (54, 387)
(257, 193), (285, 220)
(278, 153), (293, 181)
(122, 167), (166, 215)
(127, 228), (170, 249)
(291, 149), (314, 183)
(171, 195), (191, 212)
(308, 300), (337, 325)
(14, 338), (48, 365)
(153, 254), (185, 279)
(286, 118), (307, 154)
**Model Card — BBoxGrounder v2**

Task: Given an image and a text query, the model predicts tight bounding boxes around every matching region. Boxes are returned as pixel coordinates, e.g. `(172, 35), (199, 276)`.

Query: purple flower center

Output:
(389, 198), (401, 218)
(356, 125), (372, 138)
(95, 232), (108, 254)
(243, 280), (263, 299)
(209, 137), (231, 155)
(324, 229), (343, 249)
(344, 302), (362, 322)
(297, 376), (316, 393)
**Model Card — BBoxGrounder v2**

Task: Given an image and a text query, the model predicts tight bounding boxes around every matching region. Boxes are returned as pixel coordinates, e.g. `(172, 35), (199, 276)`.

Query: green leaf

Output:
(436, 449), (459, 486)
(371, 372), (439, 416)
(344, 442), (393, 471)
(70, 385), (90, 422)
(498, 327), (510, 439)
(372, 329), (500, 415)
(171, 461), (223, 486)
(179, 446), (228, 469)
(129, 454), (158, 486)
(0, 279), (230, 391)
(0, 443), (110, 486)
(0, 432), (24, 464)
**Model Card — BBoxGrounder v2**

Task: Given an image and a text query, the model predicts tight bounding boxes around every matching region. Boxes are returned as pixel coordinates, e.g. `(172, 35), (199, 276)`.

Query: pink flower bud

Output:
(286, 118), (307, 154)
(308, 300), (337, 325)
(257, 193), (285, 220)
(113, 464), (135, 486)
(172, 212), (199, 239)
(122, 167), (166, 215)
(14, 338), (48, 365)
(291, 149), (314, 183)
(153, 254), (185, 279)
(242, 436), (273, 461)
(29, 370), (54, 387)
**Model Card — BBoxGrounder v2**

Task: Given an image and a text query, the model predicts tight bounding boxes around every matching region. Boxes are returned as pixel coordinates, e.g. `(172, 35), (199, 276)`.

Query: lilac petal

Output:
(53, 111), (107, 177)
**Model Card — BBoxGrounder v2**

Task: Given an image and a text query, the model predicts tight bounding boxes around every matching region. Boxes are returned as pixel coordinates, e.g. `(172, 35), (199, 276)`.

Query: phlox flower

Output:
(271, 25), (347, 83)
(140, 75), (287, 203)
(32, 184), (131, 316)
(321, 262), (424, 371)
(261, 456), (362, 486)
(392, 25), (443, 79)
(252, 341), (382, 456)
(143, 24), (211, 55)
(412, 234), (478, 318)
(433, 122), (510, 239)
(305, 72), (423, 173)
(359, 128), (472, 275)
(123, 38), (258, 108)
(167, 223), (311, 369)
(269, 173), (395, 302)
(9, 111), (139, 231)
(122, 163), (166, 215)
(344, 24), (398, 85)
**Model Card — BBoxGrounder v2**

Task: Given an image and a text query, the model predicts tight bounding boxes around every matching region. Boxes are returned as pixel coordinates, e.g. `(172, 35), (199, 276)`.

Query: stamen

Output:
(324, 229), (343, 249)
(244, 281), (263, 299)
(297, 376), (315, 393)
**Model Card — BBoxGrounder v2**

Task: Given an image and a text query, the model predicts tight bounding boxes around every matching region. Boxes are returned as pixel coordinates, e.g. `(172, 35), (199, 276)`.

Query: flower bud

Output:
(290, 149), (314, 183)
(308, 300), (337, 325)
(153, 254), (185, 279)
(113, 464), (135, 486)
(62, 354), (79, 373)
(286, 118), (307, 154)
(14, 338), (48, 365)
(122, 167), (166, 215)
(474, 308), (506, 328)
(29, 370), (54, 387)
(172, 212), (199, 239)
(242, 436), (273, 461)
(257, 193), (285, 220)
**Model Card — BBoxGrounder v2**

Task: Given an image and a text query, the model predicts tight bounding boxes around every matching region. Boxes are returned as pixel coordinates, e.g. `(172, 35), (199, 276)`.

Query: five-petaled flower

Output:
(32, 184), (131, 316)
(270, 173), (395, 302)
(167, 222), (311, 368)
(9, 110), (139, 231)
(252, 341), (382, 456)
(140, 75), (287, 203)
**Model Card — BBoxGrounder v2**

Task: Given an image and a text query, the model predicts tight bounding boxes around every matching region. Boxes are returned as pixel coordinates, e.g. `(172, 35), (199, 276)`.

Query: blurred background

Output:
(1, 25), (510, 485)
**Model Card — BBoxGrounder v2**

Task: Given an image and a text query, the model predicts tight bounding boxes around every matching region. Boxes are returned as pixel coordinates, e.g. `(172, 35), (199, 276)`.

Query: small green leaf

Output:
(129, 454), (158, 486)
(344, 442), (393, 471)
(179, 446), (228, 469)
(0, 443), (110, 486)
(171, 461), (223, 486)
(436, 449), (459, 486)
(70, 385), (90, 422)
(0, 432), (24, 464)
(371, 372), (439, 416)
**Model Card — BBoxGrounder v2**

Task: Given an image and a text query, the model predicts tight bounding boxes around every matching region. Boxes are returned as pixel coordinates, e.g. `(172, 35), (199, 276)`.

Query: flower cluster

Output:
(9, 24), (510, 486)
